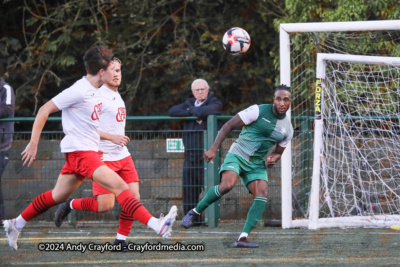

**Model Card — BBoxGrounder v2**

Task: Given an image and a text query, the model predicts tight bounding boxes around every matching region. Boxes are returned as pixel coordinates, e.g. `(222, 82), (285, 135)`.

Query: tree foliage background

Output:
(1, 0), (399, 130)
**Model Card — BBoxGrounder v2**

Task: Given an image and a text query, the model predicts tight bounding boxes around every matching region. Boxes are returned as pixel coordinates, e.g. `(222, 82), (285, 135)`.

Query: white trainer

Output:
(3, 219), (21, 251)
(158, 205), (178, 239)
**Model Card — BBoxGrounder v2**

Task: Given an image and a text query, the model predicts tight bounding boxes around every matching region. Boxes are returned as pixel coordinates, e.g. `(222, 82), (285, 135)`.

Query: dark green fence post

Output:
(204, 115), (220, 227)
(203, 130), (209, 225)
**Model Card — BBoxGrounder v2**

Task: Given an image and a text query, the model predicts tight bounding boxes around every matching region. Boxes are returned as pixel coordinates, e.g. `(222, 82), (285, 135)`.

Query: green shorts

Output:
(219, 152), (268, 193)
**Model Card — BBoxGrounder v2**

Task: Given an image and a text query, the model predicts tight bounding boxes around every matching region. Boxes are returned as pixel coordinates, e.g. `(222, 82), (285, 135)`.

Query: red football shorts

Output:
(92, 156), (139, 196)
(60, 151), (106, 181)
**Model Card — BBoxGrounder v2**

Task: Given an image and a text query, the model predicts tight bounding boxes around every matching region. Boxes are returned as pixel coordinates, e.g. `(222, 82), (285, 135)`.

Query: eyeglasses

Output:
(193, 88), (208, 93)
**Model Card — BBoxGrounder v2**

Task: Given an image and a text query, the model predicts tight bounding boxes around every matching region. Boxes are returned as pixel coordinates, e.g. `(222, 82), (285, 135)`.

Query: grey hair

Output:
(191, 79), (209, 90)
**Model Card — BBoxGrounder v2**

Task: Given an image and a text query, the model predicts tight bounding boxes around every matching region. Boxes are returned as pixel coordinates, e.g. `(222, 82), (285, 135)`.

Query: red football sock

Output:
(116, 190), (152, 225)
(72, 198), (98, 212)
(21, 190), (56, 221)
(117, 211), (134, 236)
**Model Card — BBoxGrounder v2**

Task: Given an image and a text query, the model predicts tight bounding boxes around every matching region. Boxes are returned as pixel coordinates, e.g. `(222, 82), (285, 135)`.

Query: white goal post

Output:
(279, 20), (400, 229)
(310, 53), (400, 229)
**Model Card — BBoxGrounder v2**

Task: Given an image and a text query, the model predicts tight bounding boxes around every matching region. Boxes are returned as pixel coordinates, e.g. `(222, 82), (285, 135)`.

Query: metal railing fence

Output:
(0, 116), (288, 227)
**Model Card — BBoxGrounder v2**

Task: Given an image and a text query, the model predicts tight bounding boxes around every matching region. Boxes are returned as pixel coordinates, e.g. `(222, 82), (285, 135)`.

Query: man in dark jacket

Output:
(168, 79), (222, 220)
(0, 77), (15, 220)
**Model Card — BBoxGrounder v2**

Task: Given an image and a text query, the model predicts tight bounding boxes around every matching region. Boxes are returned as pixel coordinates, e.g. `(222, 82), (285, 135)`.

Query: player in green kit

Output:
(182, 85), (293, 248)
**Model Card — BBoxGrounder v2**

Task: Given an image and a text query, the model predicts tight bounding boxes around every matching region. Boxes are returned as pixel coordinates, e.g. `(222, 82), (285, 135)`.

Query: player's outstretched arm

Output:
(99, 130), (130, 147)
(21, 100), (59, 167)
(204, 114), (245, 163)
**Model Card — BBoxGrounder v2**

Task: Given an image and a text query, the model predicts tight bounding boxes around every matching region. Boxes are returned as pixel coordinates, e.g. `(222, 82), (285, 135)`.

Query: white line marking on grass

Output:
(7, 229), (400, 235)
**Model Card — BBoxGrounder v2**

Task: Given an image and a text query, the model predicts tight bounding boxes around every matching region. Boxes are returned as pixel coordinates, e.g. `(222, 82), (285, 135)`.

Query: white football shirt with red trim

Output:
(52, 77), (102, 153)
(98, 85), (130, 161)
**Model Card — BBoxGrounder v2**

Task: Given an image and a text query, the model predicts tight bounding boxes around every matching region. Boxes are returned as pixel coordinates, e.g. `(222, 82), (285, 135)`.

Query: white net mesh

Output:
(321, 60), (400, 219)
(289, 29), (400, 223)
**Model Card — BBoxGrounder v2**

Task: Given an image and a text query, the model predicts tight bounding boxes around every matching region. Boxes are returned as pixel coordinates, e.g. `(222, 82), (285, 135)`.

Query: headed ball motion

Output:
(222, 27), (251, 55)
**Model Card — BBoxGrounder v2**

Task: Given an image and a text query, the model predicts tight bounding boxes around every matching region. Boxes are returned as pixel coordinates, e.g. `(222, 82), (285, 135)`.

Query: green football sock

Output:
(195, 185), (222, 213)
(242, 197), (267, 234)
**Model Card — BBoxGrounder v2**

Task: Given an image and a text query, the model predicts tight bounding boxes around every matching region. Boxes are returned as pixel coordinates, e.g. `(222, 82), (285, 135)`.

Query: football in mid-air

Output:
(222, 27), (251, 55)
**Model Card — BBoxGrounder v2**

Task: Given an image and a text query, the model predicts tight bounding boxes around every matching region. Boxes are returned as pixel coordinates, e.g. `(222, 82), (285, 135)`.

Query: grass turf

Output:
(1, 221), (400, 266)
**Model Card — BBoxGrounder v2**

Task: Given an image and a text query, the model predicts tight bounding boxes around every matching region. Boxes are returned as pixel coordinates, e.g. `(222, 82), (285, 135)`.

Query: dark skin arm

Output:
(265, 145), (286, 168)
(204, 113), (287, 167)
(203, 114), (245, 163)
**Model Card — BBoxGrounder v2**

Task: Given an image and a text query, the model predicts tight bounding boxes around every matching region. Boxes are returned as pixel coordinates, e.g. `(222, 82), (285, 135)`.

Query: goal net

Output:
(279, 21), (400, 228)
(309, 53), (400, 229)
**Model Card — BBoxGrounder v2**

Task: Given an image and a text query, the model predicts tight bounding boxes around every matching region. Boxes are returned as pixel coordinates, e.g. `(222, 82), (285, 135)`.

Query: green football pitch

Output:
(1, 221), (399, 266)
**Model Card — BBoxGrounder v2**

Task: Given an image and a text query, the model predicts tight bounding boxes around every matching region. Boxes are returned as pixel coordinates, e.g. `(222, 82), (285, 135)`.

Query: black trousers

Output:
(182, 158), (204, 215)
(0, 149), (10, 220)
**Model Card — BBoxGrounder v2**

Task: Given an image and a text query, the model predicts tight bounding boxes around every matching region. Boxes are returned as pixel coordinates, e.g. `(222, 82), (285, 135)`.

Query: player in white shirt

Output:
(3, 47), (177, 251)
(54, 58), (142, 249)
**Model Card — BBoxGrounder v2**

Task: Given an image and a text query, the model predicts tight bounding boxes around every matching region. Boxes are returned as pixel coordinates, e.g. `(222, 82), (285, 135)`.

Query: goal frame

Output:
(279, 20), (400, 229)
(310, 53), (400, 229)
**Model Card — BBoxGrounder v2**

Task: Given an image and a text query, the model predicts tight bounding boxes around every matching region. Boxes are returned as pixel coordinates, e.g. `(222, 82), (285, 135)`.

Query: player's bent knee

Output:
(258, 191), (268, 198)
(115, 183), (129, 192)
(219, 171), (237, 194)
(93, 166), (129, 195)
(97, 204), (114, 213)
(97, 199), (115, 212)
(97, 194), (115, 213)
(218, 183), (234, 195)
(251, 190), (268, 198)
(52, 190), (74, 203)
(54, 195), (71, 204)
(128, 182), (140, 201)
(133, 193), (140, 201)
(256, 186), (268, 197)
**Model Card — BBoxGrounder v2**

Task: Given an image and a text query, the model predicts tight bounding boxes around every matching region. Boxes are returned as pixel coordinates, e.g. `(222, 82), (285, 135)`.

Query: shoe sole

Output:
(55, 203), (71, 227)
(181, 211), (199, 229)
(182, 221), (193, 229)
(160, 206), (178, 238)
(55, 215), (66, 227)
(3, 220), (18, 250)
(112, 241), (129, 253)
(234, 242), (259, 248)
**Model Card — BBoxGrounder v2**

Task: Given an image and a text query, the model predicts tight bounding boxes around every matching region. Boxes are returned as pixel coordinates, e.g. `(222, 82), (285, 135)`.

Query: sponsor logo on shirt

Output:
(262, 118), (271, 123)
(116, 107), (126, 122)
(91, 103), (102, 121)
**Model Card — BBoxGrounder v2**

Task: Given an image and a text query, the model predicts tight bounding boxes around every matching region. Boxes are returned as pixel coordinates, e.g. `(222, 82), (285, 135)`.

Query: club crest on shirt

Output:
(116, 107), (126, 122)
(91, 103), (102, 121)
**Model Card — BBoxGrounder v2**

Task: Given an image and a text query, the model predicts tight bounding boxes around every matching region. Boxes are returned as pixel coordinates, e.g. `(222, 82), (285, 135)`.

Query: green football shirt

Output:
(229, 104), (293, 164)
